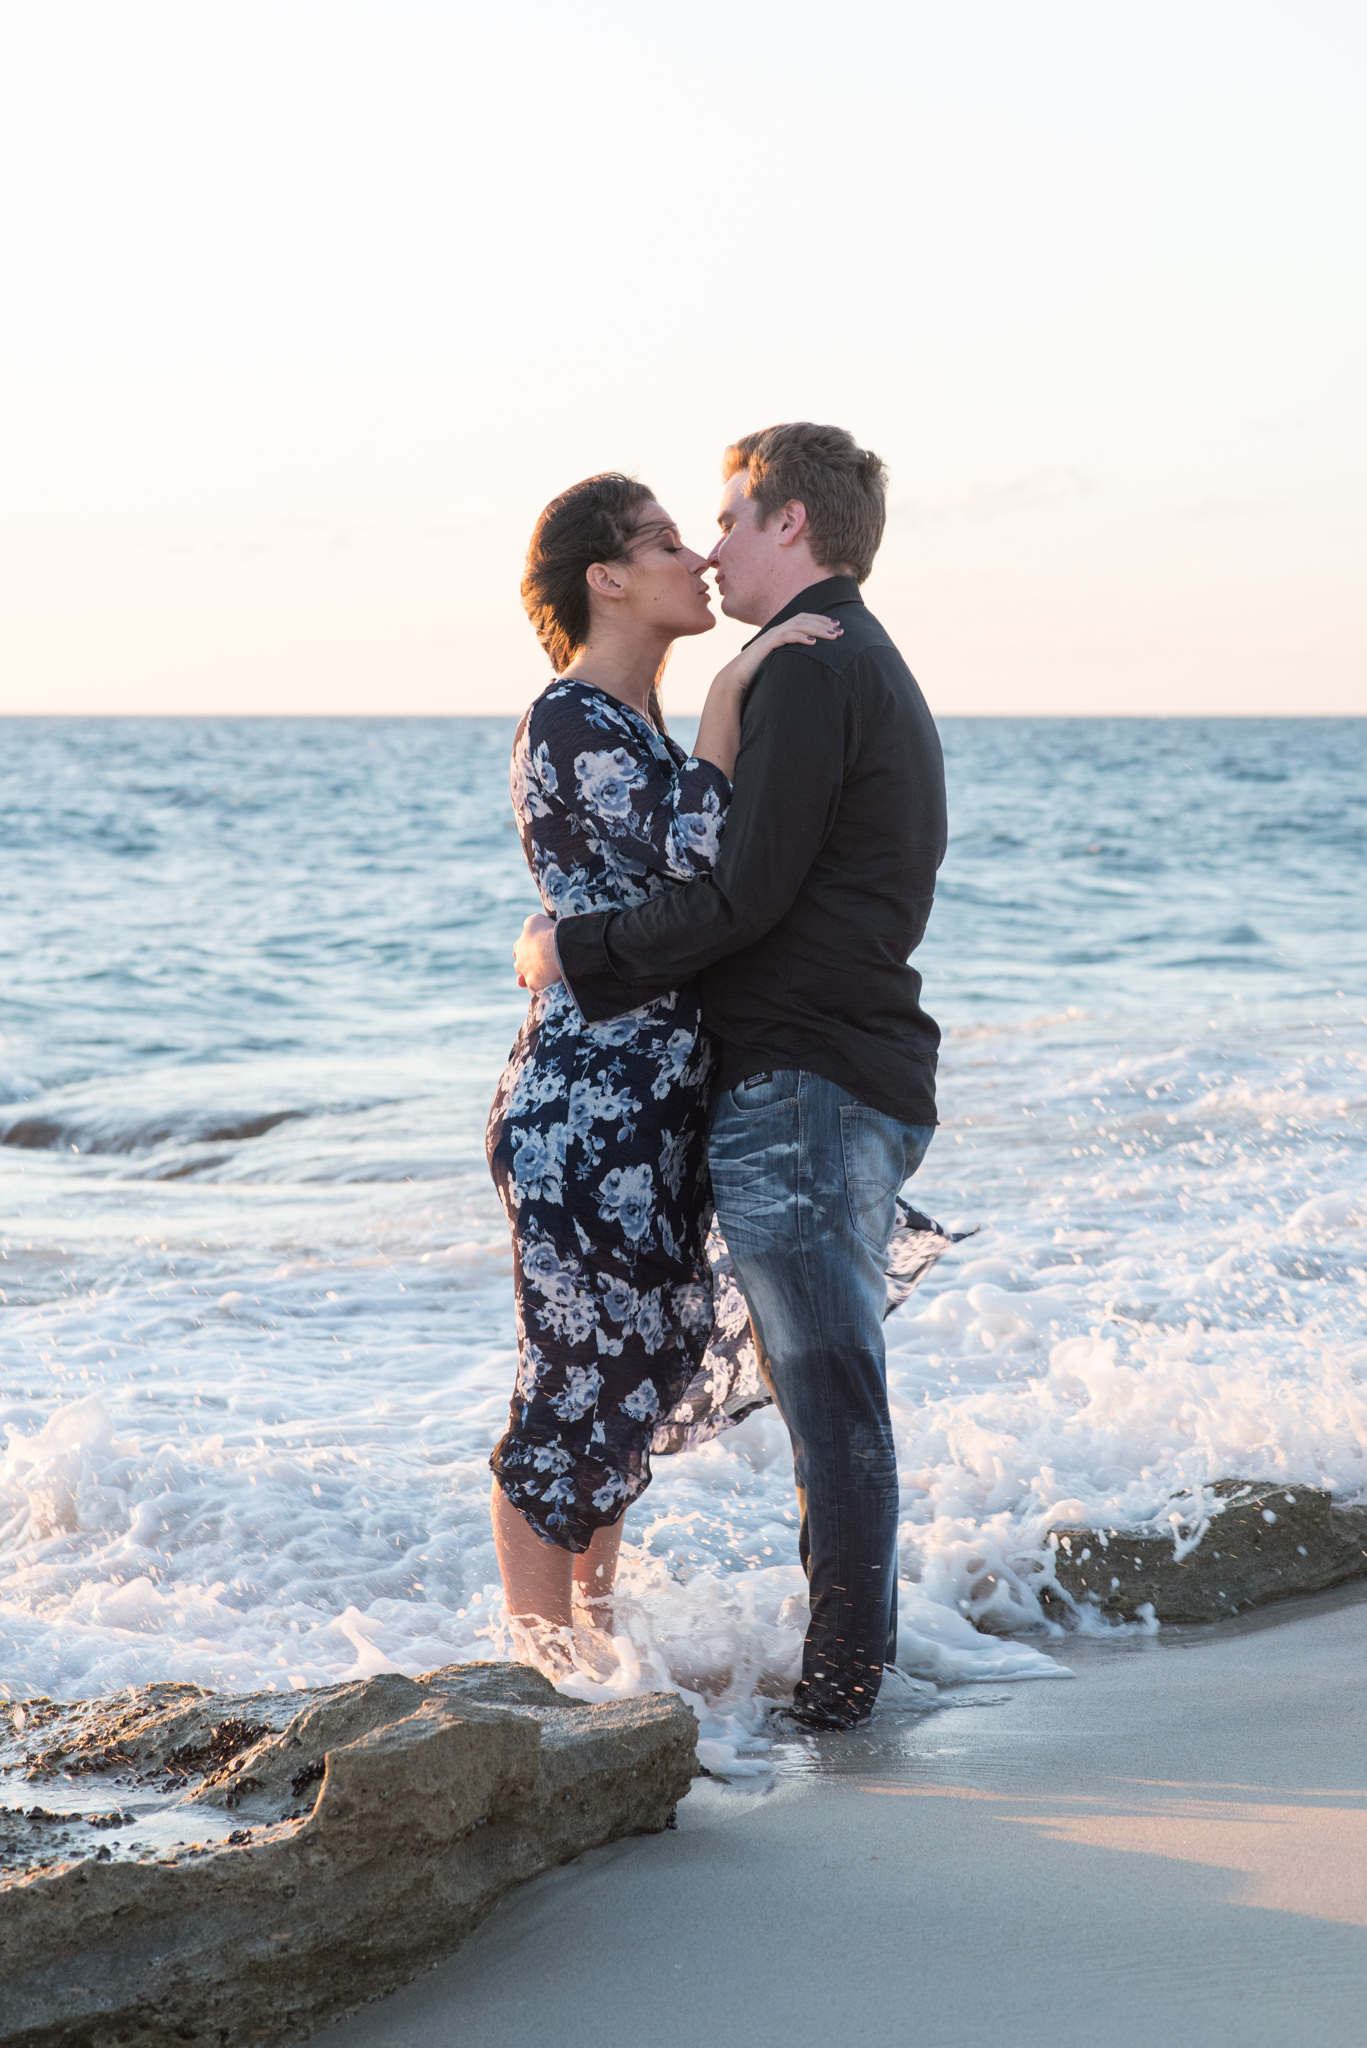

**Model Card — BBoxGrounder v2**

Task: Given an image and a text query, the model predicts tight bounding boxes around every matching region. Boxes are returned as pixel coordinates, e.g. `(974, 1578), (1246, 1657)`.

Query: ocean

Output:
(2, 716), (1364, 1757)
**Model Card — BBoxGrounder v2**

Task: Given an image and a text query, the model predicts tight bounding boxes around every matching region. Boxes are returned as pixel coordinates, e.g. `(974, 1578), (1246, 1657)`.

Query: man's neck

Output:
(741, 557), (848, 626)
(755, 563), (852, 629)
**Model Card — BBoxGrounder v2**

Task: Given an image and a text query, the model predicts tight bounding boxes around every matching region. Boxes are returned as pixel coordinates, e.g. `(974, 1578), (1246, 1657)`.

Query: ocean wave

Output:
(3, 716), (1365, 1720)
(0, 1105), (307, 1156)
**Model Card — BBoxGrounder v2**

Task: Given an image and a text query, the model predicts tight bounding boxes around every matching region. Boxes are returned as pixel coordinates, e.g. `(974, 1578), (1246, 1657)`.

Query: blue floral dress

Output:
(486, 676), (965, 1553)
(487, 679), (746, 1551)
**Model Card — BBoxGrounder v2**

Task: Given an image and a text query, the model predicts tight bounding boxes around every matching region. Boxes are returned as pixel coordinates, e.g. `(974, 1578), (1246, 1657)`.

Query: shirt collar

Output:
(749, 575), (864, 642)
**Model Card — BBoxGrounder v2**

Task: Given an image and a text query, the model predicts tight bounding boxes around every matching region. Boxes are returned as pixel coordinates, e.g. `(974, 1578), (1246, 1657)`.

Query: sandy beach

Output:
(316, 1583), (1367, 2048)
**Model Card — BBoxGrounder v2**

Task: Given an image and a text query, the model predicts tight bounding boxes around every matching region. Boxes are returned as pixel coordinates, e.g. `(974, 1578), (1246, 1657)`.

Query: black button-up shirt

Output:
(555, 576), (948, 1126)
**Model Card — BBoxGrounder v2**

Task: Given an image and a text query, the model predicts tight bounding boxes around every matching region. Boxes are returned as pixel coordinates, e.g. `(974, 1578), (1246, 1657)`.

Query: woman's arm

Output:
(515, 615), (847, 989)
(690, 613), (843, 780)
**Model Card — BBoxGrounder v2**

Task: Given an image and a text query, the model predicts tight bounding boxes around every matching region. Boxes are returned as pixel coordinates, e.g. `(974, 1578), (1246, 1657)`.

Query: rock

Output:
(0, 1663), (696, 2047)
(14, 1680), (273, 1786)
(185, 1671), (430, 1815)
(1043, 1480), (1367, 1623)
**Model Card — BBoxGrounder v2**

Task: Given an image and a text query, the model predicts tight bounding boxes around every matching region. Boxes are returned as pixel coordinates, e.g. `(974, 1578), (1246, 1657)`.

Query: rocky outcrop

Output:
(1043, 1480), (1367, 1623)
(0, 1663), (696, 2047)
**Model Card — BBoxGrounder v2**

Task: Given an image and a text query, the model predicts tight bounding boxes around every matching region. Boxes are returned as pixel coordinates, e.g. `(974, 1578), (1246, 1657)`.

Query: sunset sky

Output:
(2, 0), (1362, 717)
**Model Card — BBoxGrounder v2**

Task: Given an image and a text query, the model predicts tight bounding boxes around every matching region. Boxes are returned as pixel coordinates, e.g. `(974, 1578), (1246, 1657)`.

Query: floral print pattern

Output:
(487, 679), (743, 1551)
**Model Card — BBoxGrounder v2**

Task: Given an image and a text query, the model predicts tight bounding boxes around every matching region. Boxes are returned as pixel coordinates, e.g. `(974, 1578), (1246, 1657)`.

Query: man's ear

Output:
(774, 500), (810, 549)
(585, 560), (629, 600)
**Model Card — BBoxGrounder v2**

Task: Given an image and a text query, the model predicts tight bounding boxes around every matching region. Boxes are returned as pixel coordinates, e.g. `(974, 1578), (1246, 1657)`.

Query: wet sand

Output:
(316, 1584), (1367, 2048)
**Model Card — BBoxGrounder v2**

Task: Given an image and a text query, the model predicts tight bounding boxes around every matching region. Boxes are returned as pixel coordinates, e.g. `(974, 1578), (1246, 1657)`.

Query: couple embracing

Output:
(486, 422), (949, 1732)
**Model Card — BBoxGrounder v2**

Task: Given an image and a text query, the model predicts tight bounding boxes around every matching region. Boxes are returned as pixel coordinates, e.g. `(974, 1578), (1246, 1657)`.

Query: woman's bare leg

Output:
(492, 1482), (627, 1663)
(491, 1480), (573, 1630)
(572, 1516), (625, 1630)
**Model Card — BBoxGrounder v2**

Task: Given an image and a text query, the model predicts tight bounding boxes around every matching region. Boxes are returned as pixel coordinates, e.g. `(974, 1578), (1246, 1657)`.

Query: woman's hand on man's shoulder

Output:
(713, 614), (843, 696)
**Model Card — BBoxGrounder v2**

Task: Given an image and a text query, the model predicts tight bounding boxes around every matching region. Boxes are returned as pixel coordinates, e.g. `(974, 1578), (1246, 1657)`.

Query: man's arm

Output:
(555, 649), (852, 1023)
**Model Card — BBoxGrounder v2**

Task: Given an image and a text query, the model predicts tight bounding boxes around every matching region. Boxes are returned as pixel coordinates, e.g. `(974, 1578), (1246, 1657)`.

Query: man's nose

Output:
(701, 540), (722, 570)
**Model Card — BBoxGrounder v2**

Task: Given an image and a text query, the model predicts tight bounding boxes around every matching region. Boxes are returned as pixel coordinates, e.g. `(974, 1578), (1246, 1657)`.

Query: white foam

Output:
(3, 1009), (1364, 1767)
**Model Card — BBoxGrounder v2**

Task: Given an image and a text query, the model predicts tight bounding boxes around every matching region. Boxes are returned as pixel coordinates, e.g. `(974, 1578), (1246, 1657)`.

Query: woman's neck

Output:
(560, 624), (670, 716)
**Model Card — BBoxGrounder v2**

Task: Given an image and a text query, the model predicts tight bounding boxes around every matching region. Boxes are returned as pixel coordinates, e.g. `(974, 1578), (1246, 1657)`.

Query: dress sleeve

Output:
(659, 756), (732, 880)
(531, 688), (731, 886)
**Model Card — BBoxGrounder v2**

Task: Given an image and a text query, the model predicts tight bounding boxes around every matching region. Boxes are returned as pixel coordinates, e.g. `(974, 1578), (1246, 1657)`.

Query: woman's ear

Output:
(585, 560), (629, 601)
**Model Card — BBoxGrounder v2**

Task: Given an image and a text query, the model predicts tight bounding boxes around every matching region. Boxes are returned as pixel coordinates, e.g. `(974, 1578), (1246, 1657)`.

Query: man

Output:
(515, 422), (947, 1728)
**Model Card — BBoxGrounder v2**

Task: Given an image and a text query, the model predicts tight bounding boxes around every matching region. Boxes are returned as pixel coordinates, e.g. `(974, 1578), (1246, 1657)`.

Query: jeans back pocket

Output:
(839, 1104), (915, 1256)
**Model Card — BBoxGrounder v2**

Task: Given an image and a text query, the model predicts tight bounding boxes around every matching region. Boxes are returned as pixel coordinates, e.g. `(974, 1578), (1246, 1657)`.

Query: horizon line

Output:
(4, 710), (1363, 723)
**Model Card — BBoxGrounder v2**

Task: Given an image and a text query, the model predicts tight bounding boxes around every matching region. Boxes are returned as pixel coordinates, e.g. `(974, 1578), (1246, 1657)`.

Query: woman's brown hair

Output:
(521, 473), (669, 728)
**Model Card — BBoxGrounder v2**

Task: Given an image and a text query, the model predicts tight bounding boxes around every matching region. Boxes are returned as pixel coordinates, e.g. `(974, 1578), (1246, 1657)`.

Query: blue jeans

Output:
(708, 1069), (934, 1725)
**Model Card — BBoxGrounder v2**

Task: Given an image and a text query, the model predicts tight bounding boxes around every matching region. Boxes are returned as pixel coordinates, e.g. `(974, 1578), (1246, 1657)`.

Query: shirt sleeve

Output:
(556, 649), (851, 1021)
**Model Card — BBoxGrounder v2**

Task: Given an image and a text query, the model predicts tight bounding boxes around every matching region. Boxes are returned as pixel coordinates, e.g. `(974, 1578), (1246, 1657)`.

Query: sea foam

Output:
(2, 716), (1363, 1765)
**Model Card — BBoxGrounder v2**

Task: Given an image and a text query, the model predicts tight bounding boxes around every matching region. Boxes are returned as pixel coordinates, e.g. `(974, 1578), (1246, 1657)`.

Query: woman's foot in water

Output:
(504, 1604), (620, 1688)
(504, 1615), (581, 1685)
(569, 1590), (619, 1681)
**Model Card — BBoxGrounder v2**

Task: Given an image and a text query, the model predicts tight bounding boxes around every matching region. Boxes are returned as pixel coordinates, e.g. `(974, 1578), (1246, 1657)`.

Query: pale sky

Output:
(1, 0), (1363, 717)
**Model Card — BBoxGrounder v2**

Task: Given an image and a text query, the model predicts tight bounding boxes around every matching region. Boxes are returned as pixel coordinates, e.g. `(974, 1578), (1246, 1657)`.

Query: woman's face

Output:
(614, 503), (716, 641)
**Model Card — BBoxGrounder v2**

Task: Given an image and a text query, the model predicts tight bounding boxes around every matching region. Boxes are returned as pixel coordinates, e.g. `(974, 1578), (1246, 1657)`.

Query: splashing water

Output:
(1, 716), (1363, 1762)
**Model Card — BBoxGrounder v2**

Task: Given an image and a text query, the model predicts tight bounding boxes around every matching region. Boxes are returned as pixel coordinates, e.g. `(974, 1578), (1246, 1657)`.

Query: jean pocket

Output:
(728, 1068), (799, 1113)
(839, 1104), (911, 1257)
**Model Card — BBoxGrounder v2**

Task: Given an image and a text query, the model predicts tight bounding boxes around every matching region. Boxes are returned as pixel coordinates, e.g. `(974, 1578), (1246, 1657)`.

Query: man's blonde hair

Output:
(722, 422), (888, 582)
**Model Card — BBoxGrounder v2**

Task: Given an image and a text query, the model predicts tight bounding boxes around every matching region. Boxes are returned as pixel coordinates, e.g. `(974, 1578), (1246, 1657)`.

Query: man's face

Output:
(703, 471), (778, 626)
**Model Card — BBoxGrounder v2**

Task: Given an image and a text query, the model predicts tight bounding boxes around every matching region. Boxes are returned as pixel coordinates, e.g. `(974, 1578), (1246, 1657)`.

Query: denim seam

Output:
(794, 1070), (846, 1684)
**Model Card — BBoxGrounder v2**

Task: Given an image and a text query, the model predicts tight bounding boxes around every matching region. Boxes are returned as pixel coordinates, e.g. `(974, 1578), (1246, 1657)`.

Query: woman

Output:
(486, 472), (840, 1667)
